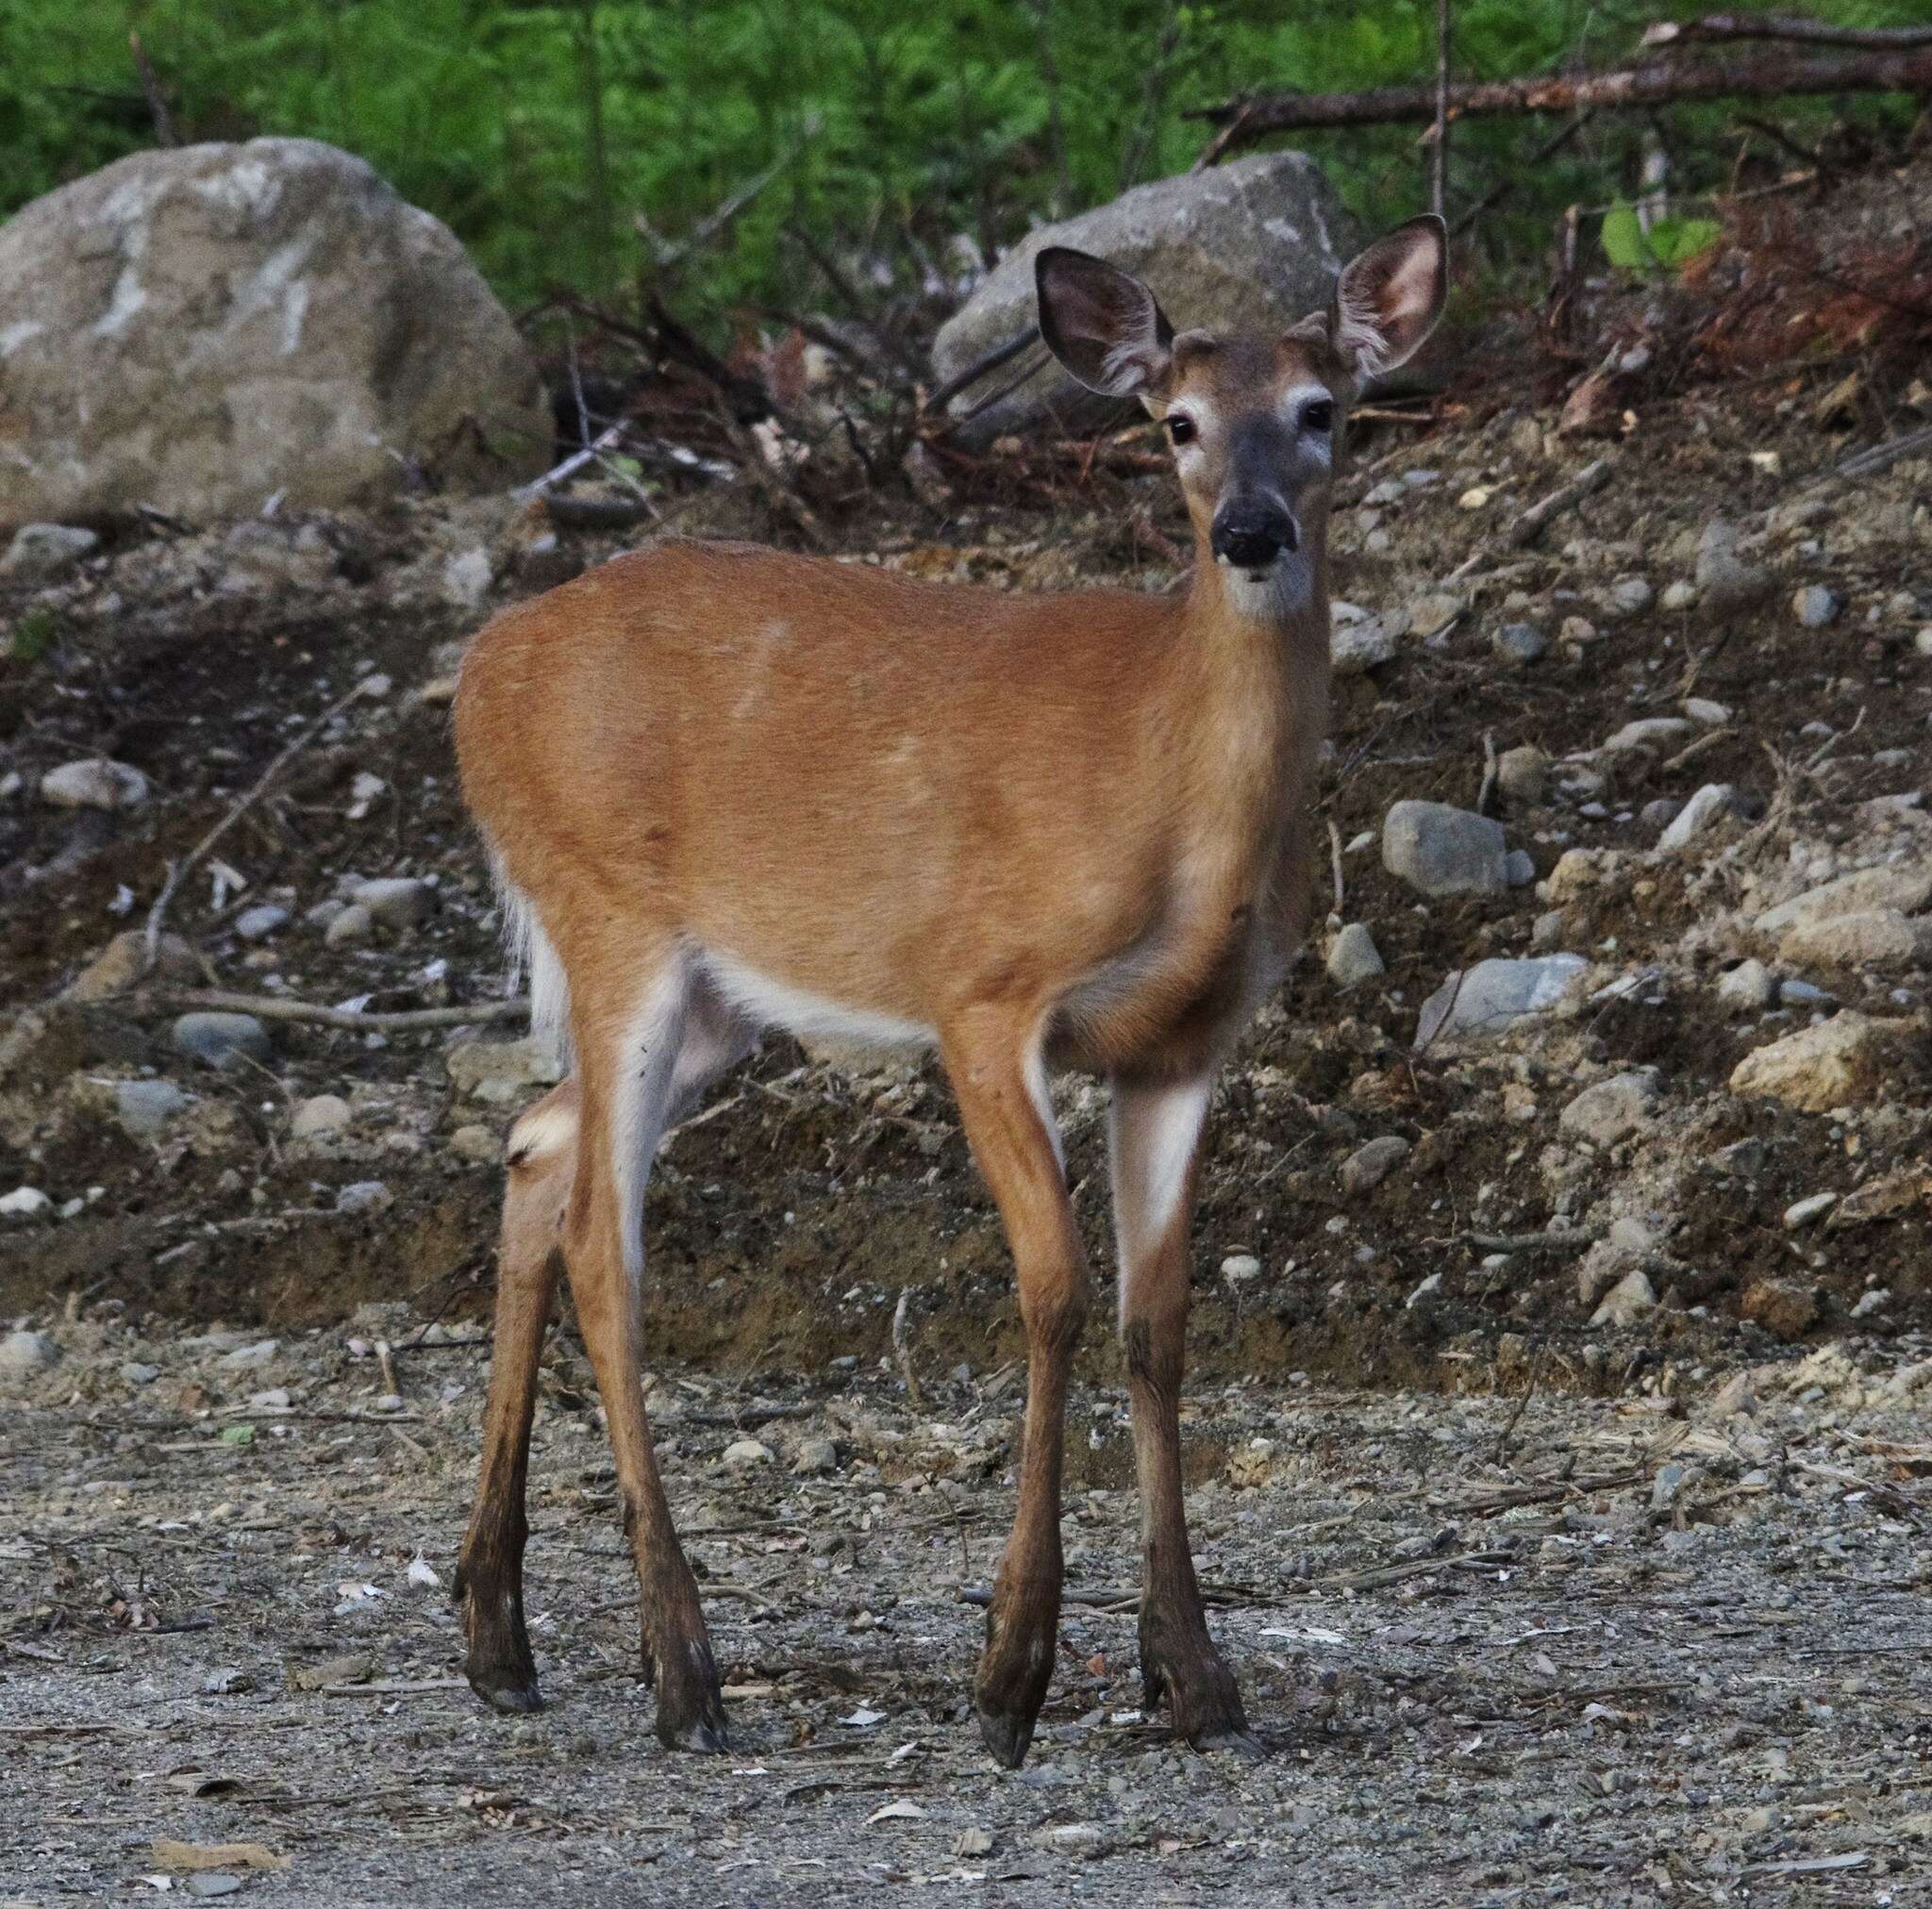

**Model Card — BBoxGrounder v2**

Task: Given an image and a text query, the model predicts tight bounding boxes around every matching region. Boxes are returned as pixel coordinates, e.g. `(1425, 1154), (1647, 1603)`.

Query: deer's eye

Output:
(1165, 413), (1196, 445)
(1301, 398), (1336, 435)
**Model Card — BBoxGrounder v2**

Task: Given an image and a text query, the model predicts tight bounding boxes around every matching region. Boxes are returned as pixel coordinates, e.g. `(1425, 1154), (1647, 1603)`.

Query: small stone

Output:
(1530, 908), (1566, 952)
(1740, 1277), (1817, 1341)
(1715, 959), (1776, 1013)
(3, 523), (99, 579)
(724, 1437), (774, 1467)
(325, 903), (375, 947)
(1791, 585), (1840, 628)
(1659, 581), (1698, 612)
(1496, 745), (1547, 805)
(1557, 615), (1597, 648)
(1416, 954), (1587, 1046)
(1558, 1071), (1659, 1147)
(1779, 977), (1835, 1007)
(1325, 923), (1385, 990)
(1640, 797), (1683, 834)
(1694, 521), (1772, 609)
(1590, 1269), (1657, 1328)
(447, 1037), (565, 1104)
(291, 1094), (353, 1140)
(1493, 622), (1546, 665)
(1605, 576), (1654, 616)
(1755, 863), (1932, 937)
(0, 1187), (53, 1220)
(449, 1123), (503, 1165)
(234, 904), (290, 941)
(1917, 627), (1932, 657)
(1729, 1012), (1908, 1112)
(1781, 1192), (1837, 1230)
(1598, 717), (1693, 755)
(121, 1361), (160, 1386)
(1329, 605), (1396, 675)
(1682, 697), (1731, 728)
(1779, 909), (1927, 972)
(1407, 591), (1464, 637)
(441, 546), (494, 609)
(1457, 485), (1492, 510)
(0, 1329), (60, 1383)
(791, 1435), (840, 1476)
(351, 876), (436, 930)
(63, 930), (199, 1002)
(1504, 848), (1536, 887)
(40, 757), (148, 810)
(115, 1078), (189, 1138)
(217, 1337), (279, 1370)
(1381, 800), (1507, 898)
(1341, 1135), (1410, 1197)
(1657, 783), (1736, 853)
(171, 1011), (272, 1071)
(335, 1180), (391, 1215)
(1219, 1253), (1262, 1282)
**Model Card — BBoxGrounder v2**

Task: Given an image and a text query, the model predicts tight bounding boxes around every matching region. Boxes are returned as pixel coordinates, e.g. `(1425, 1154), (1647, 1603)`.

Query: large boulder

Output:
(931, 153), (1361, 445)
(0, 139), (549, 523)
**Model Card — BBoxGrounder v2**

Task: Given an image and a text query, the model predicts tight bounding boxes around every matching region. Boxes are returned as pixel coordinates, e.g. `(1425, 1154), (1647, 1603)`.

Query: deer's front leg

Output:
(1109, 1071), (1258, 1756)
(943, 1014), (1088, 1769)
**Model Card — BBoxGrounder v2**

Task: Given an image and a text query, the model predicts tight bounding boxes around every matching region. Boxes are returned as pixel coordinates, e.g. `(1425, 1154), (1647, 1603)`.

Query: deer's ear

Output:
(1331, 215), (1447, 389)
(1035, 247), (1174, 398)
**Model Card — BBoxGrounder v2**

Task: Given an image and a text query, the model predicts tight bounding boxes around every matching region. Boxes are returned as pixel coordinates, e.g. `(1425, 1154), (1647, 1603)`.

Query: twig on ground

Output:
(156, 989), (526, 1032)
(1327, 819), (1345, 917)
(1506, 456), (1611, 548)
(891, 1290), (924, 1413)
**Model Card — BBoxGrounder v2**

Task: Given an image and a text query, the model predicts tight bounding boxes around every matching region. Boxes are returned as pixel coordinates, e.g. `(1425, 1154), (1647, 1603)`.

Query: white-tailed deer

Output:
(451, 215), (1446, 1767)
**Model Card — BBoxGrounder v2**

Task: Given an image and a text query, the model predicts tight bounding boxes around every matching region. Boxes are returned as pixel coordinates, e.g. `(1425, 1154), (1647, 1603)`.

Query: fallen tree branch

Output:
(1507, 456), (1612, 548)
(1192, 44), (1932, 142)
(1644, 13), (1932, 54)
(142, 676), (378, 974)
(924, 326), (1041, 416)
(158, 989), (529, 1032)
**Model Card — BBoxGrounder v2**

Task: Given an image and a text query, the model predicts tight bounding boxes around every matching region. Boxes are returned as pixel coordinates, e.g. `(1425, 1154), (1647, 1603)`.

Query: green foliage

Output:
(10, 608), (58, 664)
(1602, 198), (1722, 275)
(0, 0), (1923, 326)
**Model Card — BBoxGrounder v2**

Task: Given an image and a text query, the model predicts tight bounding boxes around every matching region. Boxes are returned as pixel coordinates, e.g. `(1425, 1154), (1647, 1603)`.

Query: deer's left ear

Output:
(1036, 247), (1174, 398)
(1331, 214), (1447, 389)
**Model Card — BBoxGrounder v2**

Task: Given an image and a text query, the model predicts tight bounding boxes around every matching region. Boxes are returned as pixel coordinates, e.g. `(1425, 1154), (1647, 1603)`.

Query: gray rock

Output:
(0, 1329), (60, 1385)
(0, 1187), (53, 1220)
(1605, 576), (1654, 617)
(63, 929), (199, 1003)
(335, 1180), (391, 1215)
(217, 1337), (279, 1370)
(1782, 1191), (1837, 1230)
(1657, 783), (1736, 852)
(446, 1036), (565, 1104)
(1729, 1012), (1907, 1112)
(1597, 717), (1692, 755)
(291, 1094), (353, 1140)
(1779, 908), (1928, 972)
(791, 1436), (841, 1476)
(1715, 958), (1776, 1012)
(1329, 605), (1397, 675)
(325, 903), (375, 947)
(1694, 520), (1772, 609)
(930, 153), (1360, 444)
(1755, 862), (1932, 938)
(448, 1123), (503, 1165)
(234, 904), (290, 941)
(1504, 849), (1537, 888)
(1683, 696), (1731, 728)
(1492, 622), (1546, 665)
(1417, 954), (1587, 1046)
(351, 876), (436, 929)
(1589, 1268), (1657, 1328)
(1325, 922), (1385, 990)
(1558, 1071), (1659, 1147)
(0, 138), (547, 521)
(1341, 1135), (1410, 1197)
(1659, 580), (1698, 612)
(1791, 585), (1840, 628)
(1495, 745), (1547, 805)
(1640, 797), (1684, 834)
(1381, 800), (1507, 898)
(41, 758), (148, 810)
(121, 1361), (160, 1386)
(2, 523), (99, 580)
(115, 1078), (189, 1138)
(171, 1011), (272, 1071)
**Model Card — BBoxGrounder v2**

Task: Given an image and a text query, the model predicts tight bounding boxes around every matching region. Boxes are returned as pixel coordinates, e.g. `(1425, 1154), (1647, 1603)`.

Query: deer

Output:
(449, 213), (1446, 1768)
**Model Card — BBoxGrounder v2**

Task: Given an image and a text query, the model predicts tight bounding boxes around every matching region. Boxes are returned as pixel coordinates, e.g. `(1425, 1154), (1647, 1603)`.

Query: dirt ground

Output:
(7, 1322), (1932, 1905)
(5, 151), (1932, 1905)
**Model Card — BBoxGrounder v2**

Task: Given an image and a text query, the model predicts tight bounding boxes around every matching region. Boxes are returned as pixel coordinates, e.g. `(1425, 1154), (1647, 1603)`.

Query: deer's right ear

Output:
(1035, 247), (1174, 398)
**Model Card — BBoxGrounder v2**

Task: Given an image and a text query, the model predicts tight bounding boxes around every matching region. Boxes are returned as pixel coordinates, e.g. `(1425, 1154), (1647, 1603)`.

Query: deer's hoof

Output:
(974, 1700), (1037, 1770)
(1195, 1726), (1267, 1762)
(467, 1662), (543, 1716)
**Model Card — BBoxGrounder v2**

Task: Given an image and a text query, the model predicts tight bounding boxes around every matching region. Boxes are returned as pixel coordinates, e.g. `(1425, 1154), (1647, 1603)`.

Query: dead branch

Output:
(925, 327), (1041, 416)
(158, 989), (528, 1033)
(127, 31), (175, 146)
(1192, 44), (1932, 144)
(1644, 13), (1932, 54)
(1506, 456), (1612, 548)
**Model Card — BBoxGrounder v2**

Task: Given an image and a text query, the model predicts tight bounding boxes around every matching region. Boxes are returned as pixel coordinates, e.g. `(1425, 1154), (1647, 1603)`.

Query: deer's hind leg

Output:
(458, 1083), (576, 1714)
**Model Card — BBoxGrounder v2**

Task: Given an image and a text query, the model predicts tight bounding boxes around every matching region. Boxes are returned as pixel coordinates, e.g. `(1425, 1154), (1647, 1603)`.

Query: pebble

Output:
(1329, 604), (1396, 675)
(0, 1187), (55, 1219)
(2, 523), (99, 579)
(1219, 1253), (1262, 1281)
(352, 876), (436, 930)
(1682, 696), (1732, 728)
(1756, 863), (1932, 937)
(1659, 581), (1697, 612)
(1917, 627), (1932, 657)
(121, 1361), (161, 1386)
(234, 904), (290, 941)
(171, 1011), (272, 1071)
(1657, 783), (1736, 853)
(1694, 521), (1771, 608)
(1325, 922), (1385, 990)
(791, 1436), (840, 1476)
(1341, 1136), (1410, 1198)
(63, 929), (198, 1003)
(325, 903), (375, 947)
(1558, 1071), (1659, 1147)
(40, 758), (148, 810)
(217, 1338), (279, 1370)
(441, 547), (493, 609)
(1381, 800), (1507, 898)
(1605, 576), (1653, 616)
(447, 1037), (565, 1104)
(1416, 954), (1586, 1046)
(1492, 622), (1546, 665)
(1406, 591), (1464, 638)
(1715, 958), (1776, 1012)
(449, 1123), (503, 1165)
(1504, 848), (1536, 888)
(1557, 614), (1597, 648)
(335, 1180), (392, 1215)
(1791, 585), (1840, 628)
(1729, 1012), (1907, 1111)
(0, 1328), (60, 1379)
(724, 1438), (774, 1467)
(115, 1078), (189, 1138)
(291, 1094), (354, 1140)
(1740, 1277), (1817, 1341)
(1598, 717), (1692, 755)
(1782, 1192), (1837, 1230)
(1779, 908), (1927, 972)
(1589, 1268), (1657, 1328)
(1640, 797), (1683, 834)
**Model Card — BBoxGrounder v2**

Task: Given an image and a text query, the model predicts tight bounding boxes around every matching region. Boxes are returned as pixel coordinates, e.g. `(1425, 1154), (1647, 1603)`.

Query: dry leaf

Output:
(865, 1800), (926, 1826)
(152, 1839), (289, 1873)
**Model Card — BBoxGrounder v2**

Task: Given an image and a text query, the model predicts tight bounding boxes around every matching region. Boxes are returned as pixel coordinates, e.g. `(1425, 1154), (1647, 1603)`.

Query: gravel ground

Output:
(7, 1320), (1931, 1905)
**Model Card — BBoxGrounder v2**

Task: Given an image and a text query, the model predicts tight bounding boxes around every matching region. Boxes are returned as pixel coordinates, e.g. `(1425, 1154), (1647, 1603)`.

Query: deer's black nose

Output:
(1210, 502), (1298, 570)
